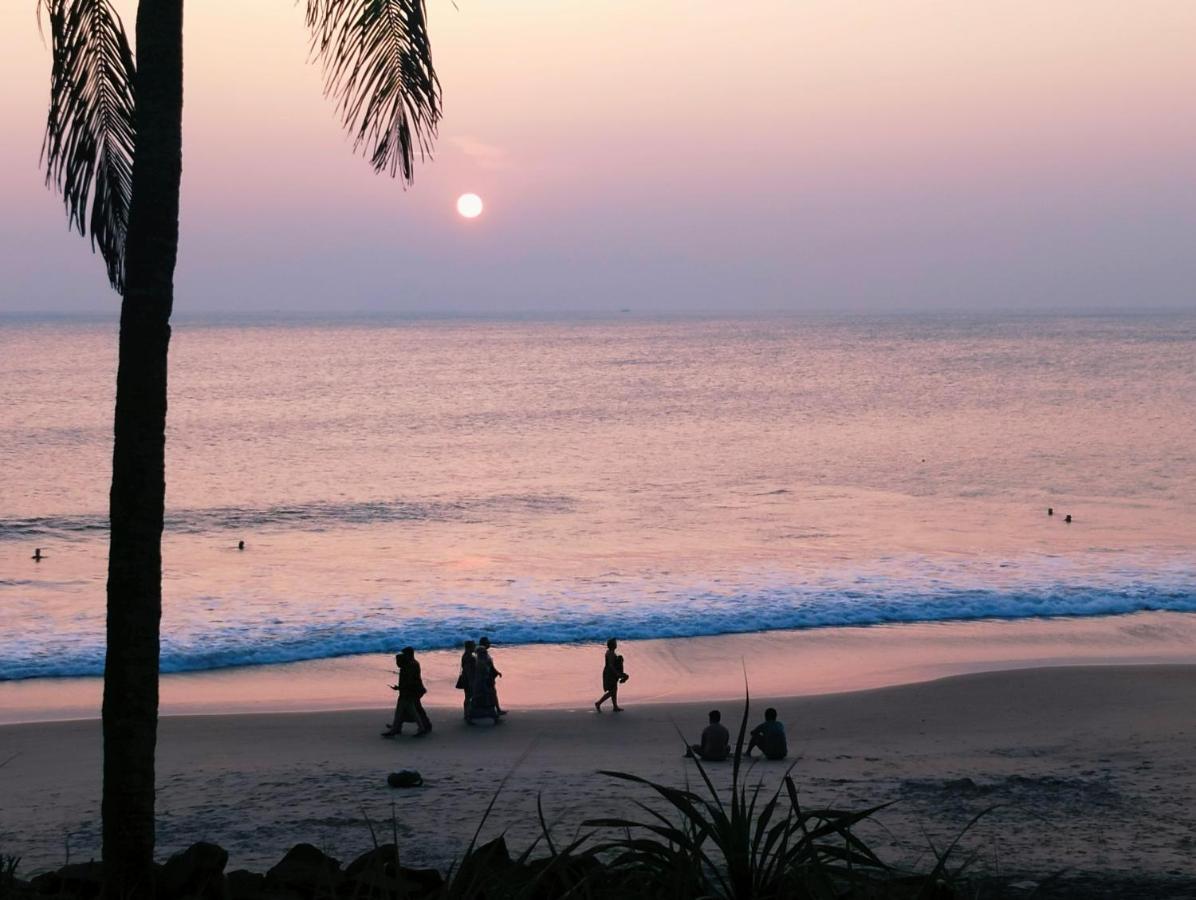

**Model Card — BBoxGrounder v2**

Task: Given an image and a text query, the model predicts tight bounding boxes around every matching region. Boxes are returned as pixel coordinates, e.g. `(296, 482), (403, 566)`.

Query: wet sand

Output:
(3, 663), (1195, 883)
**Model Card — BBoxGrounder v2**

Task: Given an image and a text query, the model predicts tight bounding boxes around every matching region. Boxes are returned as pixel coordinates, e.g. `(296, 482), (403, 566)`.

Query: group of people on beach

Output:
(457, 636), (507, 724)
(381, 637), (788, 760)
(382, 635), (506, 737)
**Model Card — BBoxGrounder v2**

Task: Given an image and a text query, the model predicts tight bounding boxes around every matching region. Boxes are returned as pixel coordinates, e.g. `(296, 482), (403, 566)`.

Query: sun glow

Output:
(456, 193), (484, 219)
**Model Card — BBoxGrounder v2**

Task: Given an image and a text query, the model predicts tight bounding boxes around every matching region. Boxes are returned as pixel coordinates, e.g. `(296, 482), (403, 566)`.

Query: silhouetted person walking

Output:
(382, 647), (431, 737)
(458, 639), (477, 722)
(745, 707), (788, 760)
(595, 638), (628, 712)
(686, 710), (730, 761)
(478, 636), (506, 716)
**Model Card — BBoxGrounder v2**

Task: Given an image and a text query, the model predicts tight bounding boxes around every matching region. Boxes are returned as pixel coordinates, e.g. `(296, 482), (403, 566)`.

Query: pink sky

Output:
(2, 0), (1194, 313)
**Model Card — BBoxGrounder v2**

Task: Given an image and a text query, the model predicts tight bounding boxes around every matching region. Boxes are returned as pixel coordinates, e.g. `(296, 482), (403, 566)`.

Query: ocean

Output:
(2, 312), (1194, 683)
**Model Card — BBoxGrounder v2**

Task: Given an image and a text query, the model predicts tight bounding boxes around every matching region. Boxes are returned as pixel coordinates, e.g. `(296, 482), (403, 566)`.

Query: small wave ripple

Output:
(0, 493), (572, 541)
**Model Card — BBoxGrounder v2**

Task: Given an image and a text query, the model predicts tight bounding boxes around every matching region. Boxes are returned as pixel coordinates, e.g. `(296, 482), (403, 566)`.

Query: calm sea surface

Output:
(1, 313), (1194, 681)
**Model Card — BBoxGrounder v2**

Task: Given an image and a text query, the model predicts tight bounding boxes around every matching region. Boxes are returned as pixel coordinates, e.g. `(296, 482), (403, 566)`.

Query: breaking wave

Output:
(2, 577), (1193, 681)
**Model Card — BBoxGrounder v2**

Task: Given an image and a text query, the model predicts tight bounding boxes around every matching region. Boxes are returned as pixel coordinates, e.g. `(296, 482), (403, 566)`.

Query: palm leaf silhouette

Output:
(306, 0), (442, 181)
(40, 0), (137, 292)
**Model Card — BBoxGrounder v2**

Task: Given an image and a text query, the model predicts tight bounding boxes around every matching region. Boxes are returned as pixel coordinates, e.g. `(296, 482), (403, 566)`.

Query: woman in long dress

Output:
(594, 637), (626, 712)
(382, 647), (432, 737)
(478, 636), (506, 715)
(458, 639), (477, 723)
(470, 645), (501, 723)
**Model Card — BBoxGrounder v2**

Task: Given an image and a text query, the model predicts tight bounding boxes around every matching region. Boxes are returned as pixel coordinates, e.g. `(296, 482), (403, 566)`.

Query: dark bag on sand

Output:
(387, 770), (423, 788)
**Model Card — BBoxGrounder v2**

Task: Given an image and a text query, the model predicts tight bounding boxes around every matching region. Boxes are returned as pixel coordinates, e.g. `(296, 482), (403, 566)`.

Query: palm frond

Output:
(40, 0), (137, 293)
(306, 0), (441, 181)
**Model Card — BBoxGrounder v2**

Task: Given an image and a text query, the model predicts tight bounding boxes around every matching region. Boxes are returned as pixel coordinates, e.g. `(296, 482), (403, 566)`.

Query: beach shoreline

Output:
(3, 661), (1195, 882)
(3, 610), (1195, 726)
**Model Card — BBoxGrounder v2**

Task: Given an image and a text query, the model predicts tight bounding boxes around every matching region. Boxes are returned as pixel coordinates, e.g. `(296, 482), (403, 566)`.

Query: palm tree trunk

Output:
(102, 1), (184, 896)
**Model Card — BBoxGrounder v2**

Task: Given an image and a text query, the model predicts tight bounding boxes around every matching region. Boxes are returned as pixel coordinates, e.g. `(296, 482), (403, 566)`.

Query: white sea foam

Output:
(2, 572), (1193, 680)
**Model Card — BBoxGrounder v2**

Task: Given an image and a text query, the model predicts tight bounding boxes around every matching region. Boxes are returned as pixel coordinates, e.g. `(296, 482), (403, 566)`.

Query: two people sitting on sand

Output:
(594, 637), (629, 712)
(382, 647), (432, 738)
(685, 707), (789, 761)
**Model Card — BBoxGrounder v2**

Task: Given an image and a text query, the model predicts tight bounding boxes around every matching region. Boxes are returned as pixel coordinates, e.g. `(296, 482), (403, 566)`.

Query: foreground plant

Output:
(0, 855), (21, 900)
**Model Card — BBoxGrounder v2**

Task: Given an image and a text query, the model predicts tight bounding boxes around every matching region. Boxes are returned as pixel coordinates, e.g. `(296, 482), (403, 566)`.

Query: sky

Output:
(1, 0), (1194, 315)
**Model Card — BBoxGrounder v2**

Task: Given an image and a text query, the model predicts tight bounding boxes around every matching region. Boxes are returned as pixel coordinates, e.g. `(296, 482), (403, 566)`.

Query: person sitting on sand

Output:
(382, 647), (431, 738)
(458, 640), (477, 723)
(686, 710), (730, 761)
(595, 637), (628, 712)
(469, 643), (502, 724)
(745, 707), (787, 760)
(478, 636), (506, 716)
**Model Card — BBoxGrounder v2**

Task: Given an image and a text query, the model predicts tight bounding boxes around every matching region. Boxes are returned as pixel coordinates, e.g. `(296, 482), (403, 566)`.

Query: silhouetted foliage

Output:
(306, 0), (441, 180)
(35, 0), (442, 895)
(39, 0), (136, 291)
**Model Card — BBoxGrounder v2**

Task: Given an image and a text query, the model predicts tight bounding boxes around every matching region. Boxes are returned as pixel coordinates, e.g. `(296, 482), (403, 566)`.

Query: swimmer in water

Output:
(1064, 514), (1072, 523)
(237, 540), (245, 550)
(32, 548), (43, 561)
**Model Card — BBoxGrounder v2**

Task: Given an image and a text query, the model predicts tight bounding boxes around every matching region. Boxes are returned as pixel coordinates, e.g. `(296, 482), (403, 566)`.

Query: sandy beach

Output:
(3, 662), (1195, 888)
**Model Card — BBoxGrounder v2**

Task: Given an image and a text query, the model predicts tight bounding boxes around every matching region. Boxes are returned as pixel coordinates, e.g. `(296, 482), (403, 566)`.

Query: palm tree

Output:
(38, 1), (441, 895)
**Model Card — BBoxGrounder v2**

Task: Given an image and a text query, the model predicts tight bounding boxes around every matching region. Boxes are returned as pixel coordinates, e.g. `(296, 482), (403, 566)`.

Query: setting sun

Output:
(456, 193), (483, 219)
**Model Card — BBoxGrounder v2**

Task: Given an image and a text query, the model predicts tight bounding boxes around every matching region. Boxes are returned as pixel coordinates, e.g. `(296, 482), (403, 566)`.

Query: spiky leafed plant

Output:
(38, 1), (440, 895)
